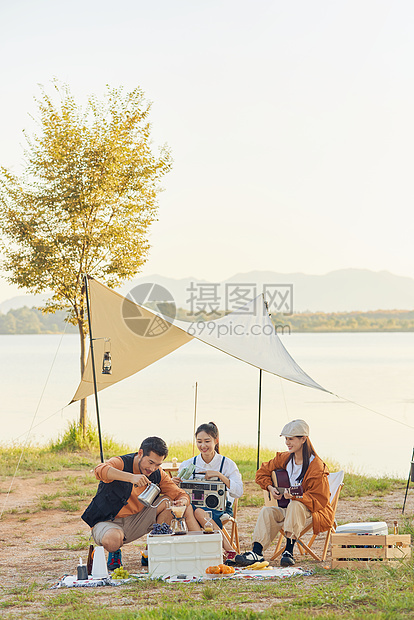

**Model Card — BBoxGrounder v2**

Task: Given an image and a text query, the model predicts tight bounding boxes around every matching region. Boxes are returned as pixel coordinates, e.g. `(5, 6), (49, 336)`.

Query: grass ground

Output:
(1, 431), (413, 619)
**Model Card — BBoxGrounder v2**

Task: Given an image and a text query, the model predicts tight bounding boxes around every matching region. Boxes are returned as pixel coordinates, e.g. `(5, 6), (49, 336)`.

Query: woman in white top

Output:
(173, 422), (243, 541)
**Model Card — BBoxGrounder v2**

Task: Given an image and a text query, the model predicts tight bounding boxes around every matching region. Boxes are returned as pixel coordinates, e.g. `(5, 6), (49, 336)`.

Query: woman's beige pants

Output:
(253, 501), (312, 551)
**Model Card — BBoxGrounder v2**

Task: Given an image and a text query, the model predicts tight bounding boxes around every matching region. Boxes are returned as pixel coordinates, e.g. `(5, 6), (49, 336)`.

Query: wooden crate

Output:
(331, 534), (411, 569)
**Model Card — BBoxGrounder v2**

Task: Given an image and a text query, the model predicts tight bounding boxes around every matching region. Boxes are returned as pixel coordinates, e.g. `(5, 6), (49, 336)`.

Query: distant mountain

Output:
(0, 294), (49, 313)
(121, 269), (414, 313)
(1, 269), (413, 313)
(224, 269), (414, 312)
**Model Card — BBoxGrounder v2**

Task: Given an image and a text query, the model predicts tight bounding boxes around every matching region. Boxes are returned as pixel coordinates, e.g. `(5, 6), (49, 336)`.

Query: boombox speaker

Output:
(179, 479), (226, 511)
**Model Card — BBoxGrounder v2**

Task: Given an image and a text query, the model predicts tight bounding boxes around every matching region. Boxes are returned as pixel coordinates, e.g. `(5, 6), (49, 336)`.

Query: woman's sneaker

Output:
(280, 550), (295, 567)
(107, 549), (122, 571)
(234, 551), (264, 566)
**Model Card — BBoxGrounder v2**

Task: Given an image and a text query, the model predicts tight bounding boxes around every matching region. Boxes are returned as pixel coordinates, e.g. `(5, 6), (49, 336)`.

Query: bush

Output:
(49, 421), (130, 455)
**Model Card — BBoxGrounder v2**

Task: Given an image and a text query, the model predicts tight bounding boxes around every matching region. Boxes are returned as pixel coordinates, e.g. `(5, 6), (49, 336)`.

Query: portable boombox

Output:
(179, 479), (227, 511)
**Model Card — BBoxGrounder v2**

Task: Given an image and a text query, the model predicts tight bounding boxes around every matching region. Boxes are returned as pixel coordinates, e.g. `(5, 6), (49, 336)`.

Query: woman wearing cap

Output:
(235, 419), (333, 567)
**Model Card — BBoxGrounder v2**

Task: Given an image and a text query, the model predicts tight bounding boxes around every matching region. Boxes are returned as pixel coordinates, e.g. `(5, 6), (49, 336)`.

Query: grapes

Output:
(150, 522), (173, 535)
(111, 566), (130, 580)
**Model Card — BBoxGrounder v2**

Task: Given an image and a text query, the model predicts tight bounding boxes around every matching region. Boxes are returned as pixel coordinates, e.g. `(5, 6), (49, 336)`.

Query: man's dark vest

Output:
(81, 453), (161, 528)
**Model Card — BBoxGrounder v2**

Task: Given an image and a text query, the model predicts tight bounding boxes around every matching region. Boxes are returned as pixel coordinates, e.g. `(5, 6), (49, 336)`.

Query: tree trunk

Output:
(78, 319), (87, 435)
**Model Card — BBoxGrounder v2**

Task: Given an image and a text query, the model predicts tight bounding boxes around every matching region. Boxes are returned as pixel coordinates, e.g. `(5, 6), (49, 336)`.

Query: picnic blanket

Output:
(226, 567), (312, 579)
(51, 567), (312, 588)
(50, 574), (148, 589)
(162, 567), (312, 583)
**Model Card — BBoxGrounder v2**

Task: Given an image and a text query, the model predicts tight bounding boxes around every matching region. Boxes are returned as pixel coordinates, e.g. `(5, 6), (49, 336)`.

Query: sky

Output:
(1, 0), (413, 302)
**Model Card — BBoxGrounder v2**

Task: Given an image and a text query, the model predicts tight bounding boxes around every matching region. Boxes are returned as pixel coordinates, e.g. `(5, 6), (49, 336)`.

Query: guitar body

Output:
(271, 469), (290, 508)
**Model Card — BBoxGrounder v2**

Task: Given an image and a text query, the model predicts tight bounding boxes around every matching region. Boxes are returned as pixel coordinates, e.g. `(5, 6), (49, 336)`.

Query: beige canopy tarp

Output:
(71, 278), (328, 403)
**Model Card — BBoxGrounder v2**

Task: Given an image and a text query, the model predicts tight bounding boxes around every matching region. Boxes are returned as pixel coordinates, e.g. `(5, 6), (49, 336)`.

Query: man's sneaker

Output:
(280, 550), (295, 567)
(234, 551), (264, 567)
(107, 549), (122, 571)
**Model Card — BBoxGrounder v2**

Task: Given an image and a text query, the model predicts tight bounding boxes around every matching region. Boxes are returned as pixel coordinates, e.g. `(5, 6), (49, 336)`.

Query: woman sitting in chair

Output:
(172, 422), (243, 550)
(235, 419), (333, 567)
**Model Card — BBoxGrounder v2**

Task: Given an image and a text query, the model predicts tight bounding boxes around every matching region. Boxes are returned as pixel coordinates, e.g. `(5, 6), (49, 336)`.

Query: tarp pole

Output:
(84, 274), (104, 463)
(402, 447), (414, 513)
(256, 369), (262, 470)
(192, 381), (198, 457)
(256, 297), (270, 470)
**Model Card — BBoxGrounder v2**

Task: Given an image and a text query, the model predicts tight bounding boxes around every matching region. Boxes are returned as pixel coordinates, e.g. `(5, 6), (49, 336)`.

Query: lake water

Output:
(2, 332), (414, 477)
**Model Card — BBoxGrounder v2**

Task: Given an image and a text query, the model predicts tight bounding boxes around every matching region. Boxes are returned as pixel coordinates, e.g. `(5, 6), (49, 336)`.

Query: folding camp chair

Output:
(221, 498), (240, 553)
(263, 470), (344, 562)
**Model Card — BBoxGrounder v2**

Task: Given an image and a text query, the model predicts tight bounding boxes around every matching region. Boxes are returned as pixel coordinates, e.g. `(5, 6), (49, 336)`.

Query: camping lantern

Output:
(102, 339), (112, 375)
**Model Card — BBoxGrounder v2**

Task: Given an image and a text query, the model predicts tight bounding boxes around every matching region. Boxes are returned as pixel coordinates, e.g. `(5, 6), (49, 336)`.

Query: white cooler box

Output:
(147, 531), (223, 577)
(335, 521), (388, 535)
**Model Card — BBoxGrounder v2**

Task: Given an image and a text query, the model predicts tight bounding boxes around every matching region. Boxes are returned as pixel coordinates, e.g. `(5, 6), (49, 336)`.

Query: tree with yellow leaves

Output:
(0, 81), (172, 429)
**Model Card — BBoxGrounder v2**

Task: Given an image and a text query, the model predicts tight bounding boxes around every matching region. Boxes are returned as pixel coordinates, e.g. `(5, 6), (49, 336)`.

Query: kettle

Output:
(137, 482), (165, 508)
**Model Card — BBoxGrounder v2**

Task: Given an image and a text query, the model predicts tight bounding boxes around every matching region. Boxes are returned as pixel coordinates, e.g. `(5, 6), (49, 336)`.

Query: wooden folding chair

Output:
(221, 498), (240, 553)
(263, 470), (344, 562)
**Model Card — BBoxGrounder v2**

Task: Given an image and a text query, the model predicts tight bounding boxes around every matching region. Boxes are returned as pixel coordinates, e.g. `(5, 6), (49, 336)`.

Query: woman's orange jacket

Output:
(255, 452), (334, 535)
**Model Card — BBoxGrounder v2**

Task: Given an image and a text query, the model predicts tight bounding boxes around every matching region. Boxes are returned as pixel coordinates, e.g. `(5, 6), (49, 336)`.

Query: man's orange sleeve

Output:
(94, 456), (125, 483)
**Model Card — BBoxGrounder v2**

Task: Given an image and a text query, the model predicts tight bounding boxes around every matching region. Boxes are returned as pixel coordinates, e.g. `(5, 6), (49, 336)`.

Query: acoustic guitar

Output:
(269, 469), (303, 508)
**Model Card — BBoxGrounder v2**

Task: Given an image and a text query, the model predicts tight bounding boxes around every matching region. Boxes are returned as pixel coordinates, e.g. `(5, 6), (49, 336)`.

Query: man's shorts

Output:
(92, 506), (157, 546)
